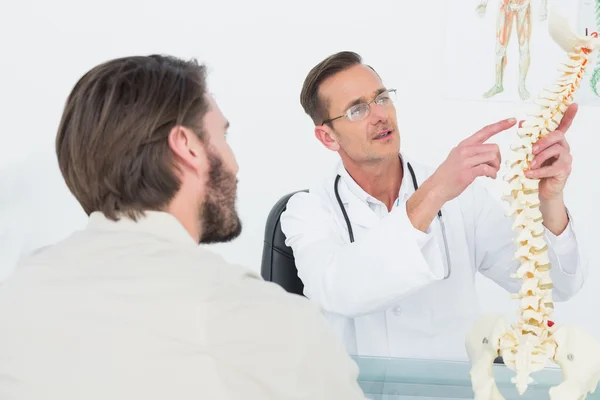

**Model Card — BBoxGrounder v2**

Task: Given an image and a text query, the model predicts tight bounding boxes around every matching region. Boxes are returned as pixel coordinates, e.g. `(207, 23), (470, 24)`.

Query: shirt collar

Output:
(86, 210), (198, 246)
(336, 152), (414, 205)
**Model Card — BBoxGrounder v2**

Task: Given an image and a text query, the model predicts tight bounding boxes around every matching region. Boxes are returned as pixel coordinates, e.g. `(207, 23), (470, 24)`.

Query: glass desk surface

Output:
(352, 355), (599, 399)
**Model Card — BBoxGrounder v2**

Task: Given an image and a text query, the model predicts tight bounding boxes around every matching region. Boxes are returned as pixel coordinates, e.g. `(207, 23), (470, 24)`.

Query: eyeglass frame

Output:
(321, 88), (397, 125)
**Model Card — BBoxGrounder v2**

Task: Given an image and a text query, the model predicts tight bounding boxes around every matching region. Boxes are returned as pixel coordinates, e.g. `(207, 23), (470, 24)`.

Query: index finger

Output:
(461, 118), (517, 146)
(555, 103), (578, 133)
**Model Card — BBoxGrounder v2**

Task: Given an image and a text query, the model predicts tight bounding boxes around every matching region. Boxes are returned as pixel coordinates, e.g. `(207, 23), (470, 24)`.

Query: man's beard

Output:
(198, 148), (242, 244)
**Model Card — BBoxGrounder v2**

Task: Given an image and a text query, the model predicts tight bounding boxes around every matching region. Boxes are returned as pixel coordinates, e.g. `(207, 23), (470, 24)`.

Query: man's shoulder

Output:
(208, 273), (336, 342)
(163, 246), (265, 286)
(12, 232), (259, 288)
(162, 247), (308, 311)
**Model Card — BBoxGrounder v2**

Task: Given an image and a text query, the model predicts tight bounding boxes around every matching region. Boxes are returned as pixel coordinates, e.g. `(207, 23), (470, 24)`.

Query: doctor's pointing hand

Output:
(280, 51), (586, 361)
(406, 118), (514, 232)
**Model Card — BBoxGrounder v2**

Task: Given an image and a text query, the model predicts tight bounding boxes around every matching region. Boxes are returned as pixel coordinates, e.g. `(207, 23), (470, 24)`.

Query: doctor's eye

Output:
(377, 89), (397, 104)
(375, 96), (389, 105)
(347, 104), (368, 120)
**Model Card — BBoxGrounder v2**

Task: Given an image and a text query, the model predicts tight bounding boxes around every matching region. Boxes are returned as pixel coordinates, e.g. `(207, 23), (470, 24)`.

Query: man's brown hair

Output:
(56, 55), (209, 221)
(300, 51), (366, 126)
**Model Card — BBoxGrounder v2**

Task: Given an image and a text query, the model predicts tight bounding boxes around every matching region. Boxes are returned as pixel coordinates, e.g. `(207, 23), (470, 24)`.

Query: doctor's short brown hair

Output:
(55, 54), (209, 221)
(300, 51), (376, 126)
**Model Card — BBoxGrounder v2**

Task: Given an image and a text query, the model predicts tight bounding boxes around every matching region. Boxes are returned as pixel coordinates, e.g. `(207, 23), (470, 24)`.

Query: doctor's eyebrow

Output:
(342, 87), (388, 111)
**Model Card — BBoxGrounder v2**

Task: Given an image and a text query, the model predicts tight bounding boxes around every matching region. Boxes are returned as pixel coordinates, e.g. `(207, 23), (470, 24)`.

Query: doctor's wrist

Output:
(422, 180), (447, 212)
(540, 195), (569, 236)
(406, 179), (446, 232)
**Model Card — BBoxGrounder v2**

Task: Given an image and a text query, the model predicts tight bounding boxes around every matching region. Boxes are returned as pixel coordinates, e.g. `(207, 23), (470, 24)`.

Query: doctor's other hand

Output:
(525, 103), (577, 201)
(428, 118), (517, 203)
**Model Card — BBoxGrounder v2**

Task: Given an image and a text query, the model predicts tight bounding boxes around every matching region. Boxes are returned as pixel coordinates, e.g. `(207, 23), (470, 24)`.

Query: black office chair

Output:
(260, 189), (308, 296)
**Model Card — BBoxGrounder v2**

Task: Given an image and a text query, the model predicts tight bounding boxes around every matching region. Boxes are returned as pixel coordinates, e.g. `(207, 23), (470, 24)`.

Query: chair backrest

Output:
(260, 190), (308, 296)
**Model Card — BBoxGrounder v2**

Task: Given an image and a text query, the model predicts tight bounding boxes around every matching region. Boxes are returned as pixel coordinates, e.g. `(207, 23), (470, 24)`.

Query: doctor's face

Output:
(316, 64), (400, 163)
(197, 97), (241, 244)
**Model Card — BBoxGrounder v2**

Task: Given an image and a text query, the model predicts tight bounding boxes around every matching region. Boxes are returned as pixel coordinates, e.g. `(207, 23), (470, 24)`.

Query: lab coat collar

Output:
(86, 210), (198, 246)
(335, 152), (414, 229)
(336, 152), (413, 205)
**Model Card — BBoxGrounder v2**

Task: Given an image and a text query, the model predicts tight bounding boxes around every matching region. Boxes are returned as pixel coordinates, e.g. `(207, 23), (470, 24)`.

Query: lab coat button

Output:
(392, 306), (402, 316)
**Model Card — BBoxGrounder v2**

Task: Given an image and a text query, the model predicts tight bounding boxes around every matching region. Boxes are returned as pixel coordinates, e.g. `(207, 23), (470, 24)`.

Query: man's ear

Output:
(167, 125), (207, 175)
(314, 124), (340, 152)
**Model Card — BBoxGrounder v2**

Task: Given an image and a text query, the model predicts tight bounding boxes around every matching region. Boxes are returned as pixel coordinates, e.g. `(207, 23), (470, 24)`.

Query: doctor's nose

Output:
(368, 102), (388, 124)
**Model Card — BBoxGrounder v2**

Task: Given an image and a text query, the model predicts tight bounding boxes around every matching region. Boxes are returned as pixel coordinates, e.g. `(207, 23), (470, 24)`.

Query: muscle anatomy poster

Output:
(576, 0), (600, 104)
(442, 0), (600, 106)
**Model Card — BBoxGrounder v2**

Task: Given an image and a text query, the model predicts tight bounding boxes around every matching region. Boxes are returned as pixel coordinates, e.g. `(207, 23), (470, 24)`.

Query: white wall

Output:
(2, 0), (599, 339)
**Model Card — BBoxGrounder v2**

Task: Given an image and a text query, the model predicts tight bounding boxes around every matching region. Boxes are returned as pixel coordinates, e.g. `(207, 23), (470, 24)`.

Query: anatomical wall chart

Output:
(575, 0), (600, 103)
(442, 0), (600, 106)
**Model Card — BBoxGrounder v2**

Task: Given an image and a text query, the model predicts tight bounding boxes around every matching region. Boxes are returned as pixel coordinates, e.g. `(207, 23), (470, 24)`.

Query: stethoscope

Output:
(333, 162), (452, 279)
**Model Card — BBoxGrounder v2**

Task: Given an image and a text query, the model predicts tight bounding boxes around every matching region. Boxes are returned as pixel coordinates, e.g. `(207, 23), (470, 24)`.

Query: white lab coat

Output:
(280, 152), (586, 361)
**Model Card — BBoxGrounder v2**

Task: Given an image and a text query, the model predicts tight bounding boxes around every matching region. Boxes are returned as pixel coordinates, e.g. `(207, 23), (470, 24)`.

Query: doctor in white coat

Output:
(280, 51), (586, 361)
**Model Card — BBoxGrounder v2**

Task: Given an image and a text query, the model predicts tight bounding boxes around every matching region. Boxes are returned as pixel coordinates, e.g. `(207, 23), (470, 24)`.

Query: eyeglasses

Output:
(322, 88), (397, 125)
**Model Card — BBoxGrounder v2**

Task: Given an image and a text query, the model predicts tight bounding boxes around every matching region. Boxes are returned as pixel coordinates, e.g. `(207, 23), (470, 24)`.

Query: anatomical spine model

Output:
(466, 7), (600, 400)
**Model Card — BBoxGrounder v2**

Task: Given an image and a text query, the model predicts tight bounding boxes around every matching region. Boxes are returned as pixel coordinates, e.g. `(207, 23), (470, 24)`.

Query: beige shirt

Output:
(0, 211), (366, 400)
